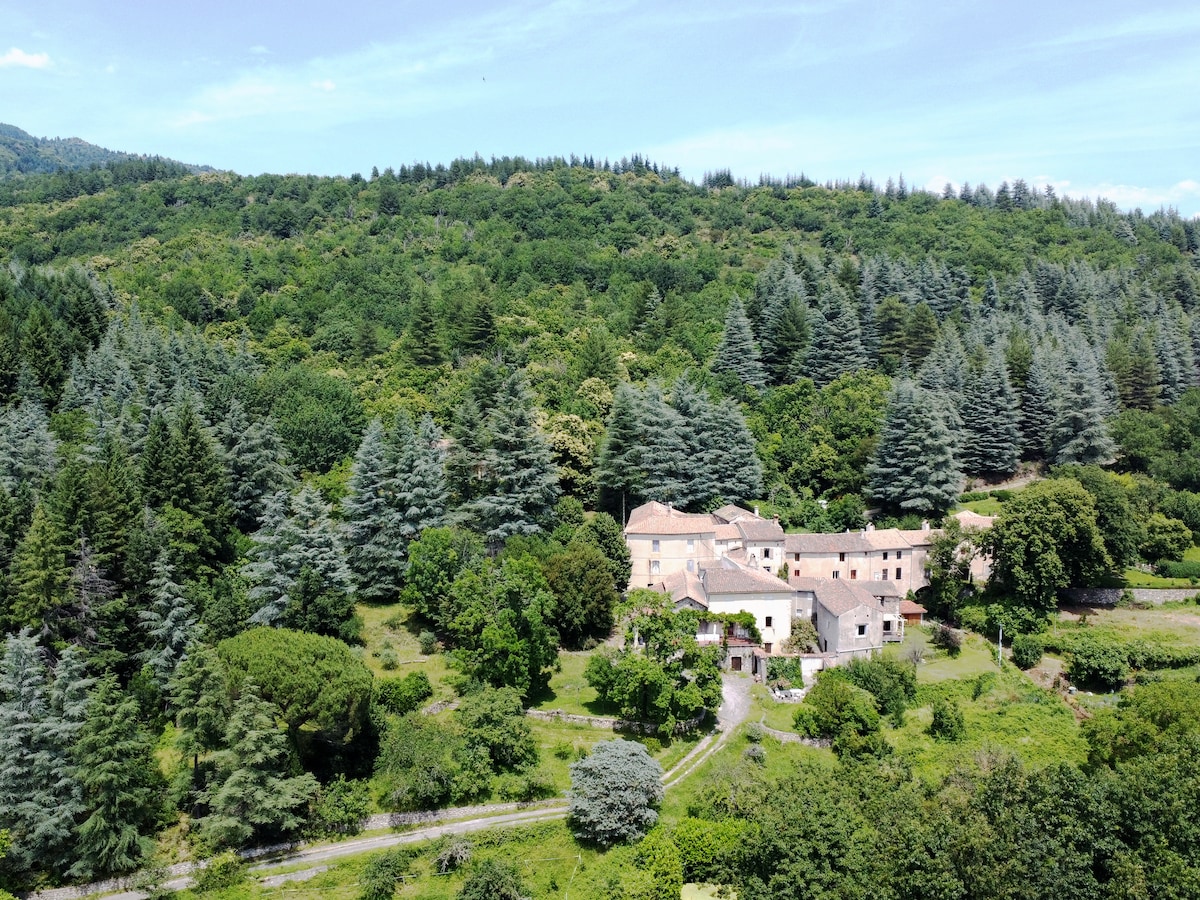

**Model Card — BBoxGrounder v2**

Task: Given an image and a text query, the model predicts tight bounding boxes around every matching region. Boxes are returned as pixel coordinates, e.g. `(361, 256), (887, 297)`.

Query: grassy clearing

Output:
(889, 664), (1087, 778)
(749, 681), (804, 732)
(357, 602), (456, 701)
(885, 628), (1001, 683)
(529, 650), (617, 717)
(957, 496), (1005, 516)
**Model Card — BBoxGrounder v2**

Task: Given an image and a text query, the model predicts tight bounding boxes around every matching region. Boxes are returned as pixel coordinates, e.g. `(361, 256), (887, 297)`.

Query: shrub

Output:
(1068, 639), (1129, 691)
(928, 698), (966, 742)
(360, 847), (417, 900)
(843, 656), (917, 719)
(1011, 633), (1044, 670)
(568, 739), (664, 847)
(378, 647), (399, 670)
(375, 671), (433, 715)
(793, 672), (880, 743)
(418, 630), (438, 655)
(932, 624), (963, 657)
(311, 776), (371, 836)
(436, 838), (472, 874)
(1154, 559), (1200, 579)
(743, 744), (766, 765)
(959, 491), (989, 503)
(552, 741), (575, 760)
(193, 851), (245, 893)
(744, 722), (763, 744)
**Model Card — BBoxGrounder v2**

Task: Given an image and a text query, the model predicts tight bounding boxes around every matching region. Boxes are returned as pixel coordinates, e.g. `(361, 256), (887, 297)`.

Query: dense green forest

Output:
(2, 150), (1200, 895)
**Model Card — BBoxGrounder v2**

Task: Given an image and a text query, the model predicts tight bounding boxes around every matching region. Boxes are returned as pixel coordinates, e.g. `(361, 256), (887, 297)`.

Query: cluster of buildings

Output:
(623, 501), (993, 681)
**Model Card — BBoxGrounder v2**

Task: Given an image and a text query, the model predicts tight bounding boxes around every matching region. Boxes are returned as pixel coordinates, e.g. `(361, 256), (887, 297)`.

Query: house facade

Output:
(625, 501), (994, 681)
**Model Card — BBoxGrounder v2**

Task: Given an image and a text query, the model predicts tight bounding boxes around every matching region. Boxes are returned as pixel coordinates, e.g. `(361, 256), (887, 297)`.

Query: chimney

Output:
(921, 520), (930, 531)
(754, 505), (760, 517)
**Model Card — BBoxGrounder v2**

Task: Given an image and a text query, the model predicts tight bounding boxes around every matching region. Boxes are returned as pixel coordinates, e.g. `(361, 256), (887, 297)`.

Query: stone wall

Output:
(1061, 588), (1200, 606)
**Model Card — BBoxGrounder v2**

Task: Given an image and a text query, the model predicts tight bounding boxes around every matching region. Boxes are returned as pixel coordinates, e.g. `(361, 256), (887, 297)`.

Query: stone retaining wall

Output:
(524, 708), (705, 734)
(1062, 588), (1200, 606)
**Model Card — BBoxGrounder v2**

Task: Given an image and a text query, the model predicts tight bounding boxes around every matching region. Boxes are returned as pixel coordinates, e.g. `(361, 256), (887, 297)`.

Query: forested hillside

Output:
(2, 151), (1200, 891)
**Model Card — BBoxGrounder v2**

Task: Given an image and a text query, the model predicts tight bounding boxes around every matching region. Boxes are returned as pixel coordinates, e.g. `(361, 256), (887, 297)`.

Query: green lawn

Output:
(749, 681), (805, 732)
(528, 650), (617, 717)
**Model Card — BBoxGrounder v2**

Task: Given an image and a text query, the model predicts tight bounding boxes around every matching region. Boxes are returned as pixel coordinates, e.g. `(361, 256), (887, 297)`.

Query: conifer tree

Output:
(170, 643), (230, 767)
(1018, 348), (1061, 461)
(245, 486), (353, 629)
(1052, 358), (1117, 466)
(394, 414), (449, 542)
(960, 353), (1020, 479)
(710, 296), (766, 390)
(0, 398), (58, 495)
(139, 551), (199, 689)
(464, 373), (560, 544)
(866, 380), (962, 516)
(197, 684), (318, 849)
(342, 418), (406, 604)
(806, 287), (867, 387)
(69, 675), (162, 880)
(403, 289), (445, 367)
(445, 394), (488, 508)
(595, 384), (646, 522)
(218, 400), (294, 533)
(635, 385), (697, 509)
(10, 502), (72, 630)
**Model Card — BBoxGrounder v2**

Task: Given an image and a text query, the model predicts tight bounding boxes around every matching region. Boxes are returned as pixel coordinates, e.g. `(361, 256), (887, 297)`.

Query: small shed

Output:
(900, 599), (927, 625)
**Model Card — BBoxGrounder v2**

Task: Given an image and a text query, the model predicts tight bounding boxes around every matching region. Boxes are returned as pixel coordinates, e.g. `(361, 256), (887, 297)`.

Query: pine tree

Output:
(403, 289), (445, 367)
(960, 353), (1020, 479)
(138, 551), (199, 688)
(710, 296), (766, 390)
(218, 400), (294, 533)
(394, 414), (449, 542)
(170, 643), (230, 767)
(10, 502), (72, 630)
(69, 675), (162, 880)
(245, 486), (353, 629)
(700, 397), (765, 505)
(464, 373), (560, 544)
(197, 684), (318, 848)
(595, 384), (646, 522)
(806, 287), (867, 387)
(866, 380), (963, 516)
(342, 418), (406, 604)
(460, 296), (497, 356)
(445, 394), (488, 508)
(636, 385), (698, 510)
(0, 398), (58, 495)
(1052, 358), (1117, 466)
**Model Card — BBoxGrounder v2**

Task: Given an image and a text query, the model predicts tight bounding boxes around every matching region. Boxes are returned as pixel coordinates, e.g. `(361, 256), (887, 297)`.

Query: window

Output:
(652, 539), (660, 552)
(765, 616), (773, 628)
(793, 552), (800, 561)
(882, 568), (888, 580)
(896, 550), (903, 559)
(895, 567), (902, 580)
(883, 620), (893, 632)
(838, 552), (846, 562)
(883, 551), (889, 560)
(651, 560), (660, 575)
(763, 547), (772, 559)
(686, 559), (695, 572)
(793, 569), (800, 577)
(687, 538), (694, 552)
(832, 570), (840, 579)
(764, 643), (772, 654)
(857, 623), (867, 636)
(850, 569), (857, 580)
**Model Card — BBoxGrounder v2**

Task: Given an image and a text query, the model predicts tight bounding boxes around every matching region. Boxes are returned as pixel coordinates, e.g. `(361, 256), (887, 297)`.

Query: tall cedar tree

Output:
(710, 296), (766, 390)
(959, 353), (1020, 479)
(342, 418), (406, 604)
(69, 675), (163, 880)
(806, 287), (868, 387)
(867, 379), (963, 516)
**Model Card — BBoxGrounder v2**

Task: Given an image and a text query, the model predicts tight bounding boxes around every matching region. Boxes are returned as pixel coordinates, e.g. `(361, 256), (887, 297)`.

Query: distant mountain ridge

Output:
(0, 122), (205, 176)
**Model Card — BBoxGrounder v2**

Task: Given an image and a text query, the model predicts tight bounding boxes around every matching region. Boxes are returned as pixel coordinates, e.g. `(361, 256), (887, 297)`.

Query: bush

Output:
(378, 647), (399, 670)
(360, 847), (417, 900)
(793, 672), (880, 745)
(1011, 633), (1044, 670)
(375, 671), (433, 715)
(458, 859), (530, 900)
(435, 838), (472, 874)
(1068, 639), (1129, 691)
(928, 698), (966, 742)
(843, 656), (917, 719)
(1155, 559), (1200, 579)
(310, 776), (371, 836)
(744, 722), (763, 744)
(418, 630), (439, 655)
(932, 624), (963, 657)
(959, 491), (989, 503)
(193, 851), (245, 893)
(568, 739), (664, 847)
(743, 744), (766, 765)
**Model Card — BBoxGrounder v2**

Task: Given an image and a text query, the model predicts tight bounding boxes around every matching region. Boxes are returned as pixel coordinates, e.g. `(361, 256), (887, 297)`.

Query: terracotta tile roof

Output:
(653, 570), (708, 609)
(737, 519), (786, 542)
(785, 532), (873, 554)
(714, 523), (742, 541)
(812, 579), (877, 616)
(859, 528), (915, 551)
(712, 503), (758, 523)
(865, 580), (903, 598)
(788, 576), (822, 593)
(900, 599), (927, 615)
(701, 558), (794, 595)
(951, 509), (996, 528)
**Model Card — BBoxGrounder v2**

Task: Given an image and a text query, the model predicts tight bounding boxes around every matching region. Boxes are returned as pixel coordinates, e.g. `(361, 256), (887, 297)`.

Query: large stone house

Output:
(623, 501), (993, 681)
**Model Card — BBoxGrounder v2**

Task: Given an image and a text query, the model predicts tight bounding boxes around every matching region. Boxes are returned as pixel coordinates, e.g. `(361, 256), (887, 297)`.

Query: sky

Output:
(2, 0), (1199, 216)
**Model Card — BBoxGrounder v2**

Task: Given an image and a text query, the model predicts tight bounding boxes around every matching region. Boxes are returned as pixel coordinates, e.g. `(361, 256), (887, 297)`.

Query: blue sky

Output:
(3, 0), (1199, 215)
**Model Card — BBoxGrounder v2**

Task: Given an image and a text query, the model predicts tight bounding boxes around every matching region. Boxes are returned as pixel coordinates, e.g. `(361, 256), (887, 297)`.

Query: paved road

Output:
(27, 673), (754, 900)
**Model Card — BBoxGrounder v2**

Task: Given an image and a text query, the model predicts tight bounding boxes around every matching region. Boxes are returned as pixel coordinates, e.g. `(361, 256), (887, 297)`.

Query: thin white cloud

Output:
(0, 47), (51, 69)
(1036, 8), (1200, 49)
(249, 45), (270, 55)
